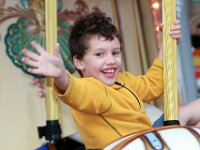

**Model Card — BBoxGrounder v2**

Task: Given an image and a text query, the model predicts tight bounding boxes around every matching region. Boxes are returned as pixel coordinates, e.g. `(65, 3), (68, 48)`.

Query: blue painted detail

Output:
(35, 144), (48, 150)
(153, 114), (164, 127)
(144, 132), (163, 150)
(35, 144), (49, 150)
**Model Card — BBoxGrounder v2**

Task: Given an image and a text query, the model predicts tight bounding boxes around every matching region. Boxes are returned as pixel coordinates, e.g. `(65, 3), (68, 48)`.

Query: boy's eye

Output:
(95, 52), (104, 57)
(112, 50), (121, 56)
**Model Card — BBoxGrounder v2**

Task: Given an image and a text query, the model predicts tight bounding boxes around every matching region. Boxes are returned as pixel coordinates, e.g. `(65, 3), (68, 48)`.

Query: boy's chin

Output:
(103, 79), (116, 86)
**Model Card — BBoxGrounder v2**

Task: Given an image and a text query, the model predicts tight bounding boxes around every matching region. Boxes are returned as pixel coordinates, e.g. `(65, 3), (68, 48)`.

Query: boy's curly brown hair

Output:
(69, 11), (121, 60)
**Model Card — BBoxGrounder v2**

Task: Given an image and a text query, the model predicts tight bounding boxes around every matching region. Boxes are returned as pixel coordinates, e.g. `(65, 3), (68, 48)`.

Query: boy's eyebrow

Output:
(94, 46), (121, 51)
(113, 47), (121, 50)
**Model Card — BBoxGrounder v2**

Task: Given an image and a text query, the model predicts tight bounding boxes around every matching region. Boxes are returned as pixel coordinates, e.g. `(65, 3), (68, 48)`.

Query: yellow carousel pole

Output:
(45, 0), (59, 122)
(162, 0), (180, 125)
(38, 0), (62, 142)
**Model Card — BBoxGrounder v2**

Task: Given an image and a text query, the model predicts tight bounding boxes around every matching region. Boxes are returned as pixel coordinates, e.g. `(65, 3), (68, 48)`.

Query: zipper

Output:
(99, 114), (122, 137)
(115, 81), (141, 109)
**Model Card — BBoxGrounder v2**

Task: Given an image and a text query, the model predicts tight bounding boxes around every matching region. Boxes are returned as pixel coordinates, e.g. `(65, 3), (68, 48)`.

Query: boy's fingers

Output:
(54, 43), (61, 57)
(21, 57), (38, 68)
(171, 20), (181, 30)
(170, 30), (181, 35)
(22, 48), (39, 61)
(31, 41), (45, 54)
(171, 24), (181, 30)
(27, 67), (40, 74)
(158, 23), (163, 31)
(38, 91), (45, 98)
(175, 20), (181, 24)
(32, 78), (39, 85)
(172, 34), (182, 39)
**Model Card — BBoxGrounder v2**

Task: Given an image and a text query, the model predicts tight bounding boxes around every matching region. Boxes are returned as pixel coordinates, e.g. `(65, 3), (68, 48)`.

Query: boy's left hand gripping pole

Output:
(37, 0), (62, 143)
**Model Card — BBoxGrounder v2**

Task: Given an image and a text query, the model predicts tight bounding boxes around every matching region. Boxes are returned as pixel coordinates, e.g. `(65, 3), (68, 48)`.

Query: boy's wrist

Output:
(55, 70), (69, 94)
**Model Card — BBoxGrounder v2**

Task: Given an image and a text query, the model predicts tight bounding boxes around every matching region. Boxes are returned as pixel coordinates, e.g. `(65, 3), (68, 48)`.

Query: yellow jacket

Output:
(55, 59), (163, 149)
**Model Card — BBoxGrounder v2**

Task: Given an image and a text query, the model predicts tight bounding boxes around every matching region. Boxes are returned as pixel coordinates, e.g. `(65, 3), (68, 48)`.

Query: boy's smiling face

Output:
(74, 35), (122, 85)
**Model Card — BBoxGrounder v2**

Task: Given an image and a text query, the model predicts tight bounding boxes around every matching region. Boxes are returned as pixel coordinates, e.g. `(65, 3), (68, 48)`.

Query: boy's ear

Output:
(73, 56), (84, 70)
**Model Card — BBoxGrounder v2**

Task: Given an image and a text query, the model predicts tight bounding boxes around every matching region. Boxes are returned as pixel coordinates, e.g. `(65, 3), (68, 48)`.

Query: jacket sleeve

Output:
(127, 59), (163, 102)
(54, 72), (112, 114)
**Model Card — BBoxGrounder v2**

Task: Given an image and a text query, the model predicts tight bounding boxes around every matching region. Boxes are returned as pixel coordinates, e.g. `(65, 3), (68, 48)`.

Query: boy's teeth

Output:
(104, 69), (114, 73)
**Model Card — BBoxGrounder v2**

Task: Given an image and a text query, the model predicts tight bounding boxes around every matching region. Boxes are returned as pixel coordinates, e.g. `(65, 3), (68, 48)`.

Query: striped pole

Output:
(162, 0), (180, 125)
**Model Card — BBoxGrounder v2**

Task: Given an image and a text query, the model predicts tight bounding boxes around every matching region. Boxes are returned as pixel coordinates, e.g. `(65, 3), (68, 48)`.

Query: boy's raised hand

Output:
(159, 20), (182, 44)
(22, 41), (66, 79)
(157, 20), (182, 60)
(170, 20), (182, 44)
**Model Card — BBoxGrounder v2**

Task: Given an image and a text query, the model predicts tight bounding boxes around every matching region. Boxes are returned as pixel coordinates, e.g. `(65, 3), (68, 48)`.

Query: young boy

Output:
(22, 11), (181, 149)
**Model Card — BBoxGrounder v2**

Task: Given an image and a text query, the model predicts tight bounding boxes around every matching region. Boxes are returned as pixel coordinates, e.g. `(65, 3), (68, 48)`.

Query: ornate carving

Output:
(0, 0), (99, 77)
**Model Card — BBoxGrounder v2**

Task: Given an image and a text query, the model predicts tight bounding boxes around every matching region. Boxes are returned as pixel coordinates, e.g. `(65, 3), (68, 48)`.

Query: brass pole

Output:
(37, 0), (61, 142)
(45, 0), (59, 121)
(162, 0), (179, 125)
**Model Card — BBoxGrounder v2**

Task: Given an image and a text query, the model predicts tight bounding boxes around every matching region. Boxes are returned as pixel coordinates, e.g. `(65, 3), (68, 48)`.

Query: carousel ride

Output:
(1, 0), (200, 149)
(40, 1), (200, 149)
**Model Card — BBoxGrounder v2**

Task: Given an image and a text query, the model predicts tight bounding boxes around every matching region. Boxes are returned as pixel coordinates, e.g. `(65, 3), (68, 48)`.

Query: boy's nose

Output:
(105, 55), (115, 65)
